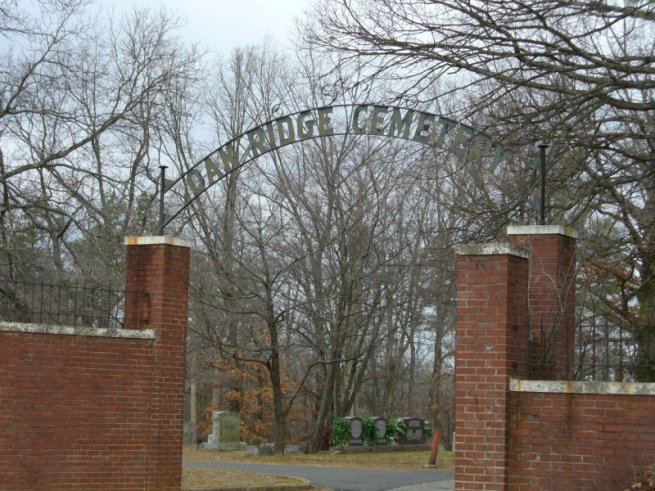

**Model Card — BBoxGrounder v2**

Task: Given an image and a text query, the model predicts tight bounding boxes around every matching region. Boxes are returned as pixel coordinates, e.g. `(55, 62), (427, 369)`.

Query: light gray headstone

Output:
(214, 411), (240, 443)
(350, 418), (363, 439)
(344, 416), (364, 446)
(201, 411), (246, 451)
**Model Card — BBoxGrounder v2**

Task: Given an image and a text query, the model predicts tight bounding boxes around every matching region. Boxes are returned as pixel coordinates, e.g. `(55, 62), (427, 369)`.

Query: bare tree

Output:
(0, 1), (200, 289)
(303, 0), (655, 380)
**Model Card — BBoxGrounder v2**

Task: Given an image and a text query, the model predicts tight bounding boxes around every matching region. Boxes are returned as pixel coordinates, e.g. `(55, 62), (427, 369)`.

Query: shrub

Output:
(362, 417), (377, 446)
(424, 423), (434, 439)
(386, 418), (406, 443)
(330, 417), (351, 449)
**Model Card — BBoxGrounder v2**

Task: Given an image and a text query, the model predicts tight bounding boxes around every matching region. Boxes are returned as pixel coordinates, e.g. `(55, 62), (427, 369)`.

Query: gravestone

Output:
(245, 443), (274, 456)
(344, 416), (363, 446)
(284, 444), (308, 454)
(399, 417), (425, 444)
(201, 411), (246, 451)
(245, 443), (307, 456)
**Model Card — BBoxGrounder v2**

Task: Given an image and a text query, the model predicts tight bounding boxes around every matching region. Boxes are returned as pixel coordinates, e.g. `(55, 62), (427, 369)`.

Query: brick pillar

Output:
(125, 236), (190, 490)
(507, 225), (577, 380)
(455, 243), (529, 491)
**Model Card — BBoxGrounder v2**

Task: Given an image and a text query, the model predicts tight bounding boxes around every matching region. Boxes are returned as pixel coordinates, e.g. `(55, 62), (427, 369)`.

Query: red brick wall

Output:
(0, 237), (190, 490)
(455, 227), (655, 490)
(124, 237), (190, 489)
(509, 388), (655, 490)
(455, 245), (530, 490)
(0, 330), (155, 490)
(507, 227), (577, 379)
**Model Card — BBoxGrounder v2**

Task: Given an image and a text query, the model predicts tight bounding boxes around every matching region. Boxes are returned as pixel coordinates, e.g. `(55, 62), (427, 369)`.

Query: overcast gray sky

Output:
(106, 0), (311, 55)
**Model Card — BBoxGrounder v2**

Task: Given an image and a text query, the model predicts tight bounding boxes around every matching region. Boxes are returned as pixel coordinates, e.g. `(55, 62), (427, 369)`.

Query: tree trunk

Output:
(430, 316), (445, 432)
(269, 336), (287, 454)
(309, 361), (337, 453)
(272, 414), (286, 455)
(190, 381), (198, 443)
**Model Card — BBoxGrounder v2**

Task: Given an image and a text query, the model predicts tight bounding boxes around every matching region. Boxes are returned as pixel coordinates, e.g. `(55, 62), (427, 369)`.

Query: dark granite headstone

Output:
(399, 417), (425, 444)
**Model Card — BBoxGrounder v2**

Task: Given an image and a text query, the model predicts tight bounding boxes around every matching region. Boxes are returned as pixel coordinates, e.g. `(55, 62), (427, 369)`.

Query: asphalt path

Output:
(183, 460), (454, 491)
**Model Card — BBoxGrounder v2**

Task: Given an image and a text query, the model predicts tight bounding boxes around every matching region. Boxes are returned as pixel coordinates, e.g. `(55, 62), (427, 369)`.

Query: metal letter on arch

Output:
(160, 104), (512, 229)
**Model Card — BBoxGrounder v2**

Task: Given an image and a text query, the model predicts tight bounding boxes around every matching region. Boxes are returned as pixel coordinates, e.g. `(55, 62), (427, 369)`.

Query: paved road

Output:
(183, 461), (454, 491)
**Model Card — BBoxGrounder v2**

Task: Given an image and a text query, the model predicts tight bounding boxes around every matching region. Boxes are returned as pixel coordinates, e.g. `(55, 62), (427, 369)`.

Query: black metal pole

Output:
(538, 142), (547, 226)
(159, 165), (168, 235)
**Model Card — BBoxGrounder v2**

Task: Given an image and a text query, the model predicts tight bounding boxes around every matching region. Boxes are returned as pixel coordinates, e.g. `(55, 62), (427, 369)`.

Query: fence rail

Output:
(0, 281), (126, 329)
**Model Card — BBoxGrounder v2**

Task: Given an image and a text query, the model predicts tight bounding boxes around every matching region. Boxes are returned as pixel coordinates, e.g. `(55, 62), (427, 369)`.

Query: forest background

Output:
(1, 0), (653, 455)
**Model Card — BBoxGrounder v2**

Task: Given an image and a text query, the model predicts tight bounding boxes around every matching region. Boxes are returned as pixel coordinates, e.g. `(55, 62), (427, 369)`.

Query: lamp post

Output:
(159, 165), (168, 235)
(537, 142), (548, 225)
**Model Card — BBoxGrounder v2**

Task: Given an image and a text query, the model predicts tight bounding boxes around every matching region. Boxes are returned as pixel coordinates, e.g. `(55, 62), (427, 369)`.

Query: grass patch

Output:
(183, 445), (454, 471)
(182, 467), (306, 490)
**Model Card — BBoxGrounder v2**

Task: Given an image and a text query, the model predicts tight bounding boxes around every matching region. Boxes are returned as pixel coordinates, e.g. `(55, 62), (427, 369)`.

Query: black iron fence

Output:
(0, 281), (126, 329)
(528, 319), (655, 382)
(576, 321), (655, 382)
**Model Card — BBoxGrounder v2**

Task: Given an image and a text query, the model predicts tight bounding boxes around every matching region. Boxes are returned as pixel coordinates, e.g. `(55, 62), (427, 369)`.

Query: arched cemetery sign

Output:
(161, 104), (514, 229)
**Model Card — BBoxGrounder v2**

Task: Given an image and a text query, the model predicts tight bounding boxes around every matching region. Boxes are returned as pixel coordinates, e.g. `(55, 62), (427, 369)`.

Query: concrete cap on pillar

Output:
(455, 242), (529, 258)
(506, 225), (577, 239)
(124, 236), (192, 248)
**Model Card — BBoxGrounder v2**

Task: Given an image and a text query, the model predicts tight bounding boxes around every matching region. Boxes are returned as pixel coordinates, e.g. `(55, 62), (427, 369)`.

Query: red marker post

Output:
(428, 427), (443, 466)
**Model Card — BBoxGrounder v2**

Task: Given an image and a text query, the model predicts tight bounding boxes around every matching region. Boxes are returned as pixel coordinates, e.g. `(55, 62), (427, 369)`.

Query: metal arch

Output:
(160, 104), (517, 229)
